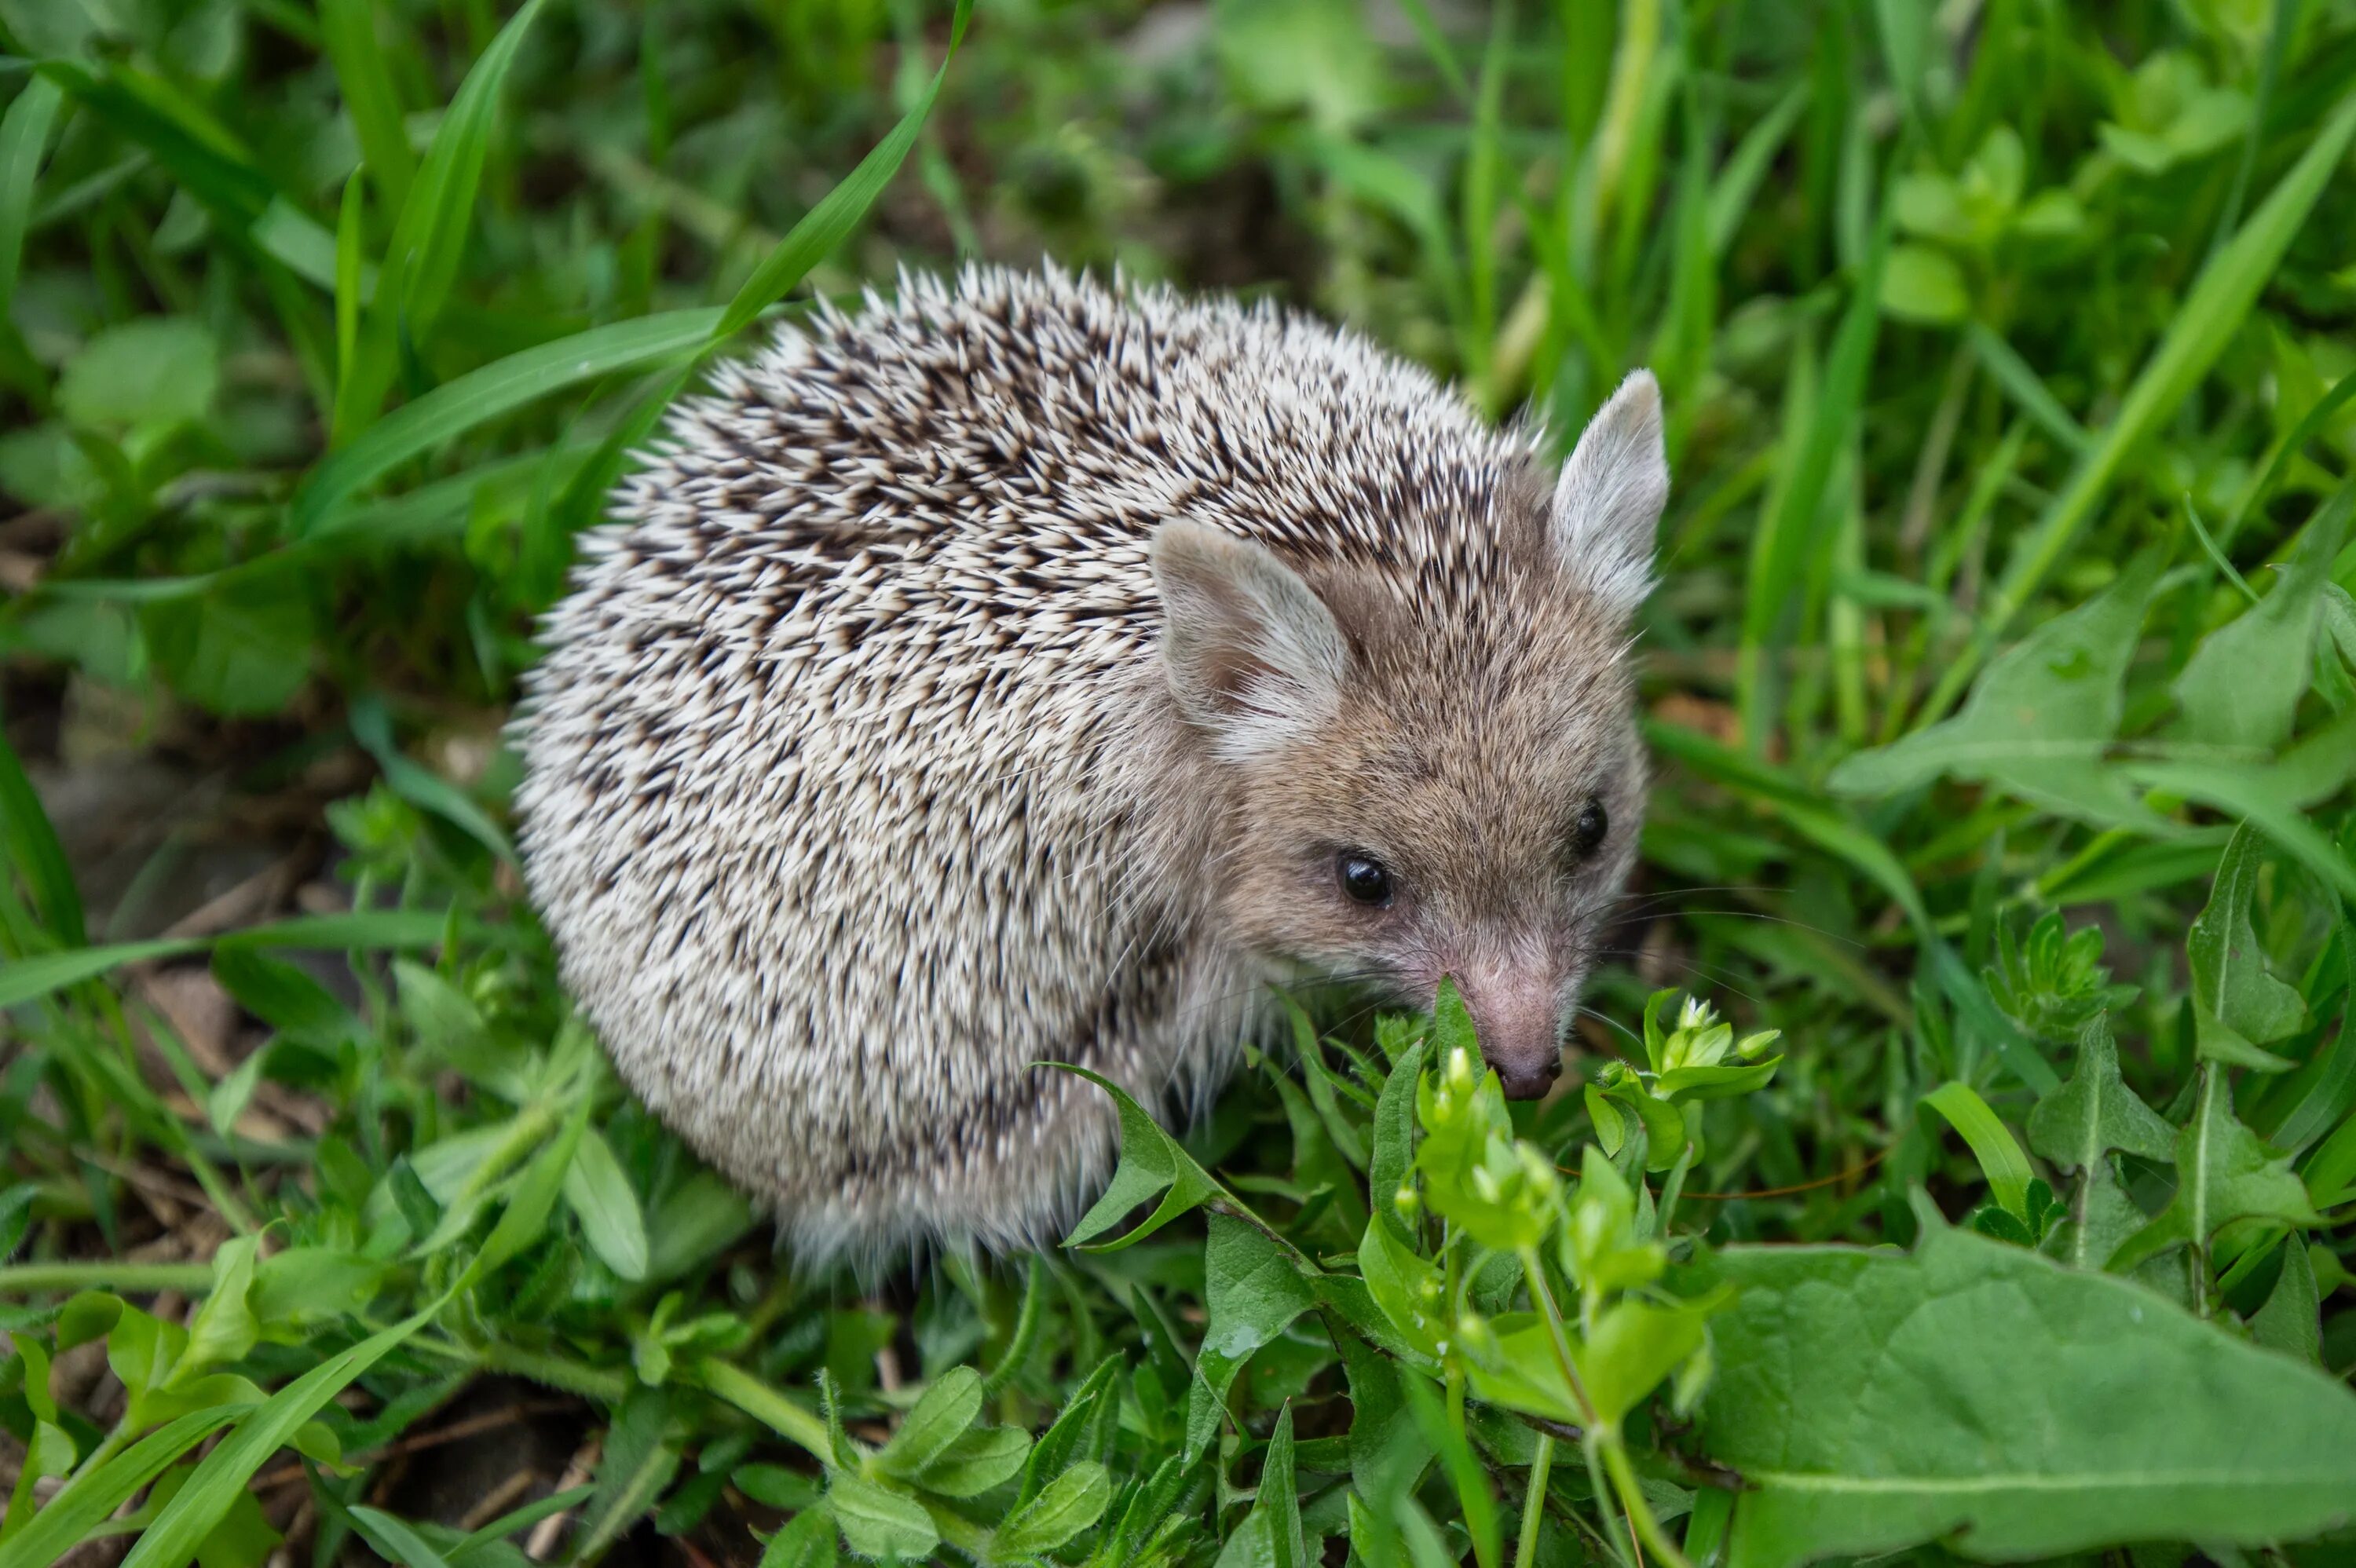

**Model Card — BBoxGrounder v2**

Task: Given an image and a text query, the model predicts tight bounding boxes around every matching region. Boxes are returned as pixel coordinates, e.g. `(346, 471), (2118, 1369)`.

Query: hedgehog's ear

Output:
(1151, 518), (1350, 759)
(1549, 368), (1666, 617)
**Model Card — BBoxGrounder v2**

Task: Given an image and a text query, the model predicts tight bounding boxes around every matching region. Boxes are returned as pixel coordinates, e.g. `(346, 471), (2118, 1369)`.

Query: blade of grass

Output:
(1738, 218), (1889, 749)
(295, 306), (723, 535)
(0, 726), (83, 947)
(0, 1407), (252, 1568)
(1923, 1080), (2036, 1217)
(1919, 90), (2356, 727)
(712, 0), (974, 341)
(318, 0), (415, 214)
(1966, 321), (2091, 457)
(390, 0), (549, 339)
(1707, 82), (1808, 258)
(0, 74), (64, 331)
(0, 910), (448, 1008)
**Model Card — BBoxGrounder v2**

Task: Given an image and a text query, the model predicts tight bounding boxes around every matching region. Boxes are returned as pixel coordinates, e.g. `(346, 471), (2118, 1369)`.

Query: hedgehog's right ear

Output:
(1150, 519), (1350, 760)
(1549, 368), (1667, 617)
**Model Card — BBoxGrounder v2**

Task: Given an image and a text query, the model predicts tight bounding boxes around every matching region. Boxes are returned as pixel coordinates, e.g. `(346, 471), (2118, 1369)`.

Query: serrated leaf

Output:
(1690, 1225), (2356, 1566)
(1827, 554), (2164, 828)
(2028, 1014), (2179, 1170)
(1212, 1402), (1305, 1568)
(2186, 824), (2306, 1051)
(1054, 1064), (1223, 1249)
(2107, 1067), (2319, 1274)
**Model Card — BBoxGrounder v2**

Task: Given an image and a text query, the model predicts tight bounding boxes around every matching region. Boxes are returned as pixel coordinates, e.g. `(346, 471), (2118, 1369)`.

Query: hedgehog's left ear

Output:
(1549, 369), (1667, 617)
(1151, 518), (1350, 761)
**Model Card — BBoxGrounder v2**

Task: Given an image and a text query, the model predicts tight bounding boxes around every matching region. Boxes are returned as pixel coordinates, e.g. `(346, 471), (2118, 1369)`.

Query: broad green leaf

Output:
(2186, 824), (2306, 1054)
(2171, 498), (2346, 751)
(1055, 1063), (1223, 1249)
(59, 316), (218, 435)
(178, 1234), (260, 1375)
(1355, 1214), (1445, 1361)
(457, 1099), (591, 1289)
(347, 1508), (454, 1568)
(1186, 1214), (1319, 1464)
(2028, 1015), (2175, 1171)
(2124, 719), (2356, 903)
(2107, 1066), (2319, 1274)
(1689, 1225), (2356, 1567)
(141, 572), (315, 717)
(561, 1127), (649, 1283)
(1339, 1334), (1429, 1507)
(825, 1471), (937, 1562)
(876, 1365), (982, 1478)
(1879, 244), (1966, 324)
(995, 1462), (1111, 1556)
(2040, 1156), (2149, 1274)
(1580, 1292), (1726, 1428)
(1829, 554), (2163, 828)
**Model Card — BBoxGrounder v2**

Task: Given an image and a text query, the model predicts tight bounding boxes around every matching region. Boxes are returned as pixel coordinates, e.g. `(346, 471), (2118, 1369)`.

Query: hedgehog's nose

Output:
(1459, 976), (1568, 1101)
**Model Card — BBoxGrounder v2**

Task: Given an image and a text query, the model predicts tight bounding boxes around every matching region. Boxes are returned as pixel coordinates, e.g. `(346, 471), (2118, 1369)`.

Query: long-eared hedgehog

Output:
(514, 264), (1666, 1265)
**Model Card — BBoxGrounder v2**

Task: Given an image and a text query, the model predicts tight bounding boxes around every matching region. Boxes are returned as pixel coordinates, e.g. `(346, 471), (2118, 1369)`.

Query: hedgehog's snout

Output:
(1454, 967), (1571, 1101)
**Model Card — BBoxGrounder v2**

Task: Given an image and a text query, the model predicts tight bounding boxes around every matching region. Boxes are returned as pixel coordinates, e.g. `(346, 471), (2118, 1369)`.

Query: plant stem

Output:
(1516, 1246), (1600, 1427)
(0, 1261), (216, 1294)
(1515, 1431), (1556, 1568)
(1600, 1432), (1698, 1568)
(693, 1358), (834, 1461)
(478, 1341), (631, 1403)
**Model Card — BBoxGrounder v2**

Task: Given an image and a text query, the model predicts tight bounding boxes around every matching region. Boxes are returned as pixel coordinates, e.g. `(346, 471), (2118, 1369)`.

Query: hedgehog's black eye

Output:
(1338, 853), (1393, 907)
(1568, 799), (1609, 860)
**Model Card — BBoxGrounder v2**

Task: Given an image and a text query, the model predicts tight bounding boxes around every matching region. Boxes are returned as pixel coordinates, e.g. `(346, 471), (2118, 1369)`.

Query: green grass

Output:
(4, 1), (2356, 1565)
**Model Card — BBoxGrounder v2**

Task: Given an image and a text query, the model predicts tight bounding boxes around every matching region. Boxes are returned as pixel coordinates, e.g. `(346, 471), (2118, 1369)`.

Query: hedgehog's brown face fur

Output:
(1153, 371), (1667, 1099)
